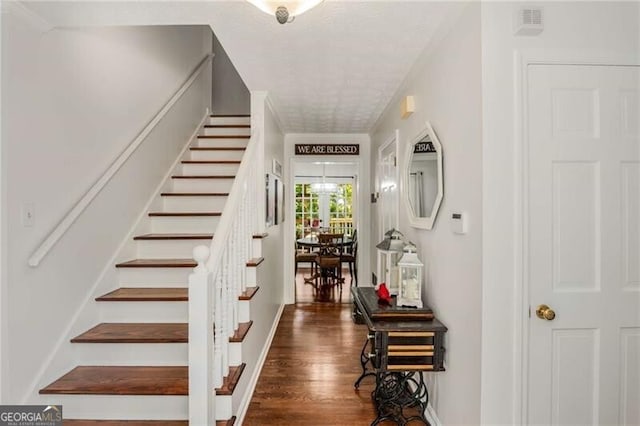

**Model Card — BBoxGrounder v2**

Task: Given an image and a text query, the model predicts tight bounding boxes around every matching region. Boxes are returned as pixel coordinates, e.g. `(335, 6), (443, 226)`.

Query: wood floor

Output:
(244, 302), (401, 425)
(295, 267), (353, 304)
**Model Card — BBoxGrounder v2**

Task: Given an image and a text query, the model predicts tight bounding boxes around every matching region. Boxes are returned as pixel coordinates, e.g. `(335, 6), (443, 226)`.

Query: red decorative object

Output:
(376, 283), (392, 304)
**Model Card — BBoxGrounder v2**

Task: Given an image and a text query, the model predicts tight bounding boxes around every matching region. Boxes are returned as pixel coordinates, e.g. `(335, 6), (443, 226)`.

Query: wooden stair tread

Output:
(96, 288), (187, 302)
(197, 135), (249, 139)
(40, 365), (245, 396)
(161, 192), (229, 197)
(71, 323), (187, 343)
(63, 420), (189, 425)
(181, 160), (241, 164)
(210, 114), (250, 117)
(116, 259), (196, 268)
(71, 321), (253, 344)
(230, 321), (253, 343)
(171, 175), (235, 179)
(246, 257), (265, 267)
(190, 147), (246, 151)
(133, 233), (213, 240)
(148, 212), (221, 217)
(203, 124), (250, 128)
(64, 418), (235, 425)
(39, 366), (188, 395)
(253, 232), (269, 239)
(216, 364), (245, 396)
(239, 286), (259, 301)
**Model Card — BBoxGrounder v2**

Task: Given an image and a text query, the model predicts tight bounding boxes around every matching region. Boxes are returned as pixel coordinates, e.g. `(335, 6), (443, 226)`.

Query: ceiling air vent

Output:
(514, 6), (544, 36)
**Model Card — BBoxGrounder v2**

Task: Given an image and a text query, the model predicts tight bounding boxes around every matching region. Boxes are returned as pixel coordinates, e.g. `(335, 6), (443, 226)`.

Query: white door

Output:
(379, 138), (398, 237)
(527, 64), (640, 425)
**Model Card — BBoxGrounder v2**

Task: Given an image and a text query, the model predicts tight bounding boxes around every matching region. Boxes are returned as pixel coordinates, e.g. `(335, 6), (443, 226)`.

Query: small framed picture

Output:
(272, 159), (283, 177)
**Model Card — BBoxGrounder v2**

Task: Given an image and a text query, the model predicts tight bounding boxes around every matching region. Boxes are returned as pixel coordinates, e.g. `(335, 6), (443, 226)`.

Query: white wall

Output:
(211, 32), (250, 115)
(284, 133), (371, 303)
(481, 2), (640, 424)
(370, 3), (482, 424)
(1, 6), (212, 401)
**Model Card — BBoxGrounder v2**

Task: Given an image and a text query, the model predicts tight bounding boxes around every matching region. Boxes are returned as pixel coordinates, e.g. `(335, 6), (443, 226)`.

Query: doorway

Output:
(292, 161), (358, 303)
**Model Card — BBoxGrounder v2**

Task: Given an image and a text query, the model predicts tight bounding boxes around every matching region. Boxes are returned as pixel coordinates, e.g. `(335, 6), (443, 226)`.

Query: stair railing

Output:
(188, 126), (260, 424)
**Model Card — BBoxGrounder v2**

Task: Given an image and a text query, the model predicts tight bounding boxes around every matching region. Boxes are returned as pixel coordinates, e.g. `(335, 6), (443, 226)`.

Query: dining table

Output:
(296, 235), (353, 250)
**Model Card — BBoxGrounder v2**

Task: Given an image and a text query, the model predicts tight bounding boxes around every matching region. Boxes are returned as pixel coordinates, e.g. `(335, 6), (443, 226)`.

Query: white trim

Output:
(265, 94), (286, 135)
(19, 111), (209, 403)
(512, 49), (640, 425)
(377, 130), (400, 238)
(28, 53), (214, 267)
(1, 1), (53, 32)
(425, 402), (442, 426)
(236, 302), (285, 425)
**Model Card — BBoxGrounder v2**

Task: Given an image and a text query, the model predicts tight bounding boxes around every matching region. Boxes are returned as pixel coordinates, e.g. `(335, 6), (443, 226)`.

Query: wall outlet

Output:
(22, 202), (35, 227)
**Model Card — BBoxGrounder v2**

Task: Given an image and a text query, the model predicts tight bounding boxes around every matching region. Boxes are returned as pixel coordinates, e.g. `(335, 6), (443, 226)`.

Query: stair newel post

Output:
(220, 246), (230, 378)
(213, 270), (224, 389)
(188, 245), (215, 425)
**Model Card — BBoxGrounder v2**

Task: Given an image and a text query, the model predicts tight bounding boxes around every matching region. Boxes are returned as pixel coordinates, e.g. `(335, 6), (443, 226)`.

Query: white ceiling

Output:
(23, 1), (464, 133)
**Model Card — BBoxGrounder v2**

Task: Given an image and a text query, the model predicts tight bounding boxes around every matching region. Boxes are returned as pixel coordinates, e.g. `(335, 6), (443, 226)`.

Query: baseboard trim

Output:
(235, 302), (285, 425)
(425, 402), (442, 426)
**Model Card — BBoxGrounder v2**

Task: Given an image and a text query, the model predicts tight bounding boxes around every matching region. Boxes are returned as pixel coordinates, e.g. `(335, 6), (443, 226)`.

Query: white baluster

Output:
(213, 270), (223, 388)
(220, 246), (229, 377)
(188, 245), (214, 425)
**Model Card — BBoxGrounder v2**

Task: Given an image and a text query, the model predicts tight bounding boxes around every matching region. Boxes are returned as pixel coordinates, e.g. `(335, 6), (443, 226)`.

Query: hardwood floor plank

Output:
(244, 303), (397, 425)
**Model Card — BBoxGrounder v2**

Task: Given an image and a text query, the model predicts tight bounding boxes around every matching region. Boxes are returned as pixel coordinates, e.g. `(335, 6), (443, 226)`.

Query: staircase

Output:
(38, 115), (263, 425)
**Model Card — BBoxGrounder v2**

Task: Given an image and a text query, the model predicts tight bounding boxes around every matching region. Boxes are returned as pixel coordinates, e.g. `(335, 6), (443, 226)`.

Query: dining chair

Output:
(295, 240), (317, 282)
(341, 240), (358, 286)
(315, 233), (345, 296)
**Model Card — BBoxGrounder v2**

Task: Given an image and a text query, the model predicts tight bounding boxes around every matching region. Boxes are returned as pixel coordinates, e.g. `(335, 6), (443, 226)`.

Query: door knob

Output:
(536, 304), (556, 321)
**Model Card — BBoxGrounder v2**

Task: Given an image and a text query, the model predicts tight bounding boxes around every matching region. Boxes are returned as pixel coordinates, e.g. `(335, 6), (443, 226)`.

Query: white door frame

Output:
(377, 130), (400, 240)
(507, 49), (640, 424)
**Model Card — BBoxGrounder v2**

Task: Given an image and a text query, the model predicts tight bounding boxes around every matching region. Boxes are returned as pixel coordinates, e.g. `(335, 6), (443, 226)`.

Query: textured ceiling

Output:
(23, 1), (462, 133)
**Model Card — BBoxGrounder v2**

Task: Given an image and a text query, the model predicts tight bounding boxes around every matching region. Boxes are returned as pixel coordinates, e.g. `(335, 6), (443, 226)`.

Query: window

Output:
(295, 183), (354, 238)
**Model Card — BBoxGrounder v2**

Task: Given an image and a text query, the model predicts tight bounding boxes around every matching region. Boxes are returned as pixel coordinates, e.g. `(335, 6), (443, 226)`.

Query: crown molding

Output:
(1, 1), (53, 33)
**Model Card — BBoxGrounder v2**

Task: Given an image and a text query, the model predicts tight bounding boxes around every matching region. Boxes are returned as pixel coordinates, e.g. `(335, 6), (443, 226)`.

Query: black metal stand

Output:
(354, 334), (376, 389)
(371, 371), (429, 426)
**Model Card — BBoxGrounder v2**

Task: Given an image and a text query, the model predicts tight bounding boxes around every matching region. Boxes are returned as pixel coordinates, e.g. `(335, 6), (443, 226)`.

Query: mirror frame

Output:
(403, 122), (444, 230)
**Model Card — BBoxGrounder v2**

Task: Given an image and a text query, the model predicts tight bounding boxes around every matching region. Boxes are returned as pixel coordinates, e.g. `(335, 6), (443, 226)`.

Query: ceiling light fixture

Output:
(246, 0), (324, 24)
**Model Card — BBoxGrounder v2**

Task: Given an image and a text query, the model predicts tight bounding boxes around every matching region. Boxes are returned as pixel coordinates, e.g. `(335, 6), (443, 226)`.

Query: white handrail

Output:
(28, 53), (214, 267)
(205, 128), (259, 272)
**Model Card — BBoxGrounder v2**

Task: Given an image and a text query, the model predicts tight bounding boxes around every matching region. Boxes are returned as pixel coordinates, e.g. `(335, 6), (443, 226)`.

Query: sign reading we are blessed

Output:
(294, 144), (360, 156)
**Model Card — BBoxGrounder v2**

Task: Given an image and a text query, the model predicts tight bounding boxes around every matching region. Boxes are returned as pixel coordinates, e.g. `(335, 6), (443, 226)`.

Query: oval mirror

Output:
(404, 122), (443, 230)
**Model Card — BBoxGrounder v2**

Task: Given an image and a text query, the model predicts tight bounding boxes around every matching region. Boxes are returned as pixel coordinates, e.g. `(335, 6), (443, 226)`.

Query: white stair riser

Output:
(181, 163), (239, 176)
(246, 266), (257, 287)
(208, 116), (250, 126)
(229, 342), (242, 366)
(118, 268), (190, 286)
(238, 299), (251, 324)
(150, 215), (220, 233)
(163, 196), (228, 212)
(36, 395), (188, 420)
(252, 239), (263, 258)
(71, 343), (187, 365)
(216, 395), (232, 421)
(98, 301), (188, 322)
(137, 239), (211, 259)
(172, 178), (234, 193)
(196, 138), (248, 148)
(189, 149), (244, 162)
(202, 127), (250, 136)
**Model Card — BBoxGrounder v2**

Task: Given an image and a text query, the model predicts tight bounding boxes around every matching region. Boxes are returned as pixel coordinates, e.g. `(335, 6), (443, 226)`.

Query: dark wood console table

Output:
(351, 287), (447, 425)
